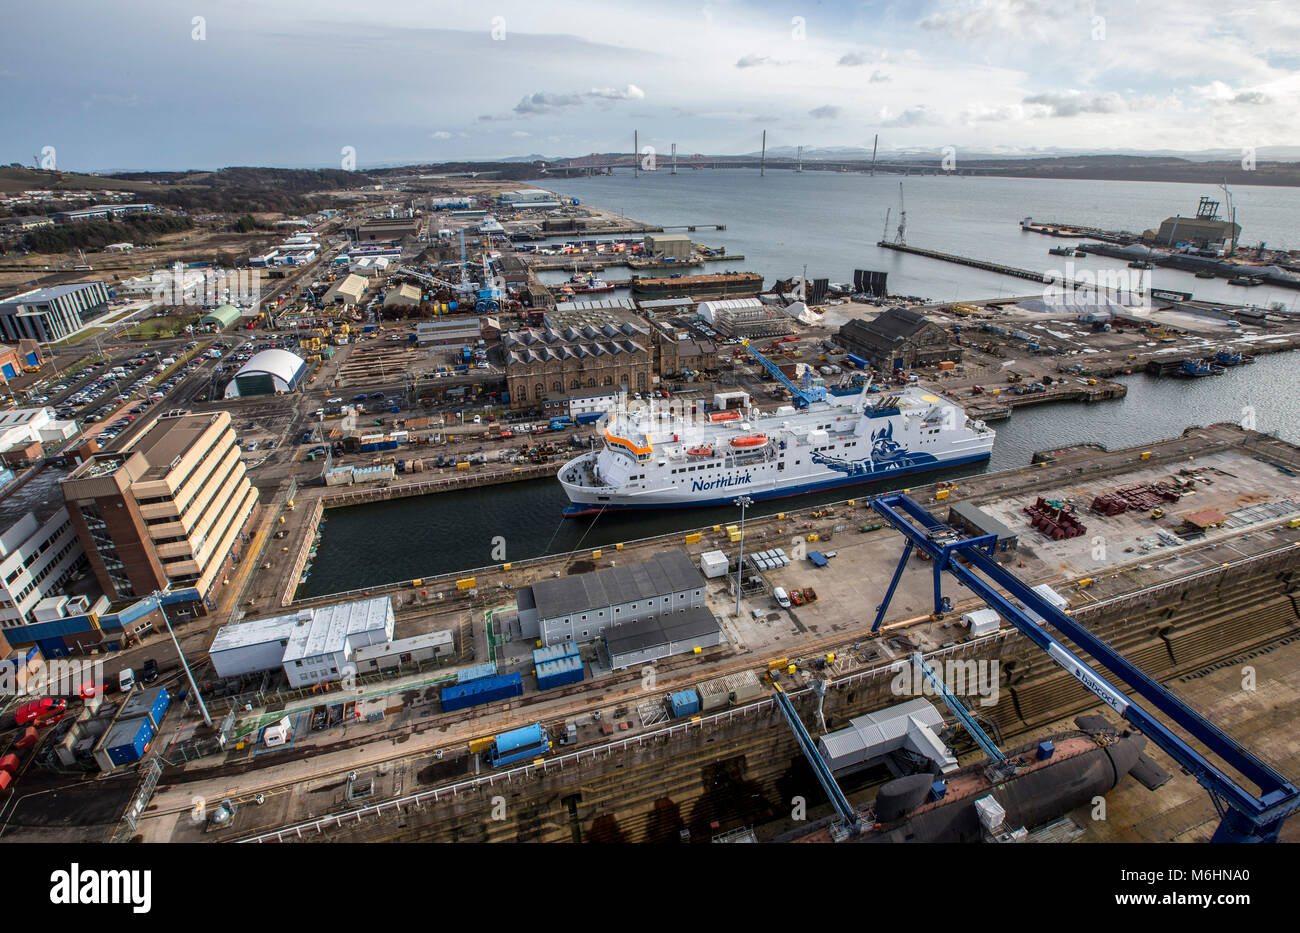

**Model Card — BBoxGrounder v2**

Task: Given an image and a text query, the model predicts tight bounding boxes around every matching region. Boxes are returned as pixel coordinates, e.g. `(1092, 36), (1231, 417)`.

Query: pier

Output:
(877, 240), (1077, 286)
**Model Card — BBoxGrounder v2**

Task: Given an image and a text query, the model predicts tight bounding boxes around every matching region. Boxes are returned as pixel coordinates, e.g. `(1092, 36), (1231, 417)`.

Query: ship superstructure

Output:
(558, 386), (994, 515)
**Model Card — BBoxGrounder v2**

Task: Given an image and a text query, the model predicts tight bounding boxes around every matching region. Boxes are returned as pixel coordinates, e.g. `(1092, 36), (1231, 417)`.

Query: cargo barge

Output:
(630, 271), (763, 297)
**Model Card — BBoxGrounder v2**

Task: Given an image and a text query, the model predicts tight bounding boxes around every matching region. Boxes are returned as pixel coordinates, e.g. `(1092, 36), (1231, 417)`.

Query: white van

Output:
(773, 587), (791, 609)
(118, 668), (135, 692)
(263, 716), (293, 748)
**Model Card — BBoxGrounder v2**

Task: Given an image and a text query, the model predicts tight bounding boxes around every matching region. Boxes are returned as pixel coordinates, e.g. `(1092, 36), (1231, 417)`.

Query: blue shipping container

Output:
(441, 673), (523, 712)
(670, 689), (700, 718)
(105, 716), (155, 766)
(122, 685), (170, 729)
(457, 661), (498, 685)
(531, 642), (580, 667)
(536, 655), (584, 691)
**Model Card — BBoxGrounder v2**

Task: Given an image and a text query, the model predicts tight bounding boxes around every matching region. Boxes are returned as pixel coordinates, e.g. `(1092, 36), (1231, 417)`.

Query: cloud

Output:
(870, 70), (891, 83)
(736, 55), (784, 68)
(1022, 90), (1128, 117)
(589, 84), (644, 101)
(838, 52), (869, 66)
(1192, 81), (1272, 105)
(879, 106), (943, 127)
(511, 130), (531, 138)
(920, 0), (1066, 39)
(809, 105), (841, 119)
(960, 104), (1024, 123)
(430, 131), (452, 139)
(513, 84), (646, 115)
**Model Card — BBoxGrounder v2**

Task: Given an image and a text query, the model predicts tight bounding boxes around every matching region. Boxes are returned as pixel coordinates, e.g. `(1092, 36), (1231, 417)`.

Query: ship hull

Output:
(560, 449), (992, 517)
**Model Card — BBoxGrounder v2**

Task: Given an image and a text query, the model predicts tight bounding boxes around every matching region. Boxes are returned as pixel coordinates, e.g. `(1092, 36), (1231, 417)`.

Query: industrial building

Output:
(643, 233), (692, 259)
(946, 501), (1018, 552)
(540, 385), (623, 422)
(697, 298), (794, 338)
(838, 307), (962, 371)
(502, 316), (653, 411)
(53, 203), (155, 222)
(0, 282), (109, 342)
(383, 283), (422, 310)
(0, 408), (78, 450)
(208, 595), (396, 687)
(1150, 197), (1241, 250)
(352, 217), (420, 244)
(0, 464), (88, 630)
(516, 550), (709, 646)
(351, 629), (455, 674)
(603, 605), (724, 669)
(118, 266), (205, 302)
(416, 318), (481, 345)
(325, 273), (368, 306)
(199, 304), (243, 330)
(657, 332), (717, 377)
(817, 698), (957, 776)
(224, 348), (307, 398)
(61, 410), (258, 608)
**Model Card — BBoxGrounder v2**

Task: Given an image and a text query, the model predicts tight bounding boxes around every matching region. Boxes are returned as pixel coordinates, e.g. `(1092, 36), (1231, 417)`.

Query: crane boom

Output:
(741, 339), (826, 408)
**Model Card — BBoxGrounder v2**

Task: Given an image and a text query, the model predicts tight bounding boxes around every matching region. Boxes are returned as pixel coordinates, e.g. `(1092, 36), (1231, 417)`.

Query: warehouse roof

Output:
(232, 349), (306, 387)
(200, 304), (242, 328)
(602, 605), (721, 657)
(384, 283), (422, 307)
(524, 551), (702, 620)
(282, 595), (392, 663)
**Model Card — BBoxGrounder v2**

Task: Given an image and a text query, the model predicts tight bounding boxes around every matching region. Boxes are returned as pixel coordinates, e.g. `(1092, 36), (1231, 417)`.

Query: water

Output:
(300, 173), (1300, 597)
(542, 171), (1300, 310)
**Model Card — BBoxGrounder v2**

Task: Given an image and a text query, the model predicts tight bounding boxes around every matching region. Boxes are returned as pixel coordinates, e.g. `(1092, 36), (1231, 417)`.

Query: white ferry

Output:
(557, 385), (994, 516)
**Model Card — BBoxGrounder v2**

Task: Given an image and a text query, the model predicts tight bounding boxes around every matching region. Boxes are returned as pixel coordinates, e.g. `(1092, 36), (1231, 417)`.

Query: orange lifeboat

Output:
(687, 446), (714, 457)
(709, 410), (742, 422)
(730, 435), (768, 448)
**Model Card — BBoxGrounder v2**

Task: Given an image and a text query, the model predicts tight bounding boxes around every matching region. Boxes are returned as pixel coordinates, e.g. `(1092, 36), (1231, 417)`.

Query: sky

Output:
(4, 0), (1300, 171)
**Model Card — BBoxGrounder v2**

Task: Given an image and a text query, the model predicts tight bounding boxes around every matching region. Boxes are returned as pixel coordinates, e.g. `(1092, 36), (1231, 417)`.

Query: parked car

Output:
(118, 668), (135, 692)
(142, 658), (158, 684)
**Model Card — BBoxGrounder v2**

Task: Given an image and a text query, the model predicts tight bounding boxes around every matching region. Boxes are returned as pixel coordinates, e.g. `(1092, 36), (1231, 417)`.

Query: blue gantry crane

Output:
(741, 339), (826, 408)
(865, 492), (1300, 842)
(771, 683), (863, 839)
(910, 651), (1011, 778)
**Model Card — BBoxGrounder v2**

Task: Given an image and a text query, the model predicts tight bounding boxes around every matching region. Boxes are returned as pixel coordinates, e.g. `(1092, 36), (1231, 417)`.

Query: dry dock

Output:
(104, 423), (1300, 845)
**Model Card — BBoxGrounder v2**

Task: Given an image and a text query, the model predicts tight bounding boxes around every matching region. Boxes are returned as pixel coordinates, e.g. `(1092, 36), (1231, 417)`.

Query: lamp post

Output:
(153, 590), (212, 727)
(734, 495), (753, 618)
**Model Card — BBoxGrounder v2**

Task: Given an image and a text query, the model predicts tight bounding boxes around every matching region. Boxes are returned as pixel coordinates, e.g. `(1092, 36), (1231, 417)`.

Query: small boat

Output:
(1178, 358), (1225, 377)
(1128, 260), (1153, 270)
(708, 410), (742, 422)
(730, 435), (768, 448)
(1195, 269), (1216, 279)
(1227, 275), (1262, 286)
(1074, 250), (1087, 258)
(1048, 246), (1074, 256)
(686, 446), (714, 457)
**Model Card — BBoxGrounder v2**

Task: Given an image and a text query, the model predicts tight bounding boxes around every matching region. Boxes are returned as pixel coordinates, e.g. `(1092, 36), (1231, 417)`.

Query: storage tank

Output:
(495, 723), (545, 755)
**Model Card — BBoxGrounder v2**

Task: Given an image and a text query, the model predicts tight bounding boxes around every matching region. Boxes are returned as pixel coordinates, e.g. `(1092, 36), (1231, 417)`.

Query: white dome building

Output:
(224, 349), (307, 398)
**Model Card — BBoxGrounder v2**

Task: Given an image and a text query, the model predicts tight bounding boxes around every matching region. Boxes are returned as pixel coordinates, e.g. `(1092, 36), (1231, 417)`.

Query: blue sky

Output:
(4, 0), (1297, 170)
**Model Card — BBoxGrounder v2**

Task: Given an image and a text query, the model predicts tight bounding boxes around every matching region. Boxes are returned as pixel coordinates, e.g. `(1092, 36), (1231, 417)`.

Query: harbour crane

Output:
(741, 339), (826, 408)
(866, 492), (1300, 843)
(895, 182), (907, 245)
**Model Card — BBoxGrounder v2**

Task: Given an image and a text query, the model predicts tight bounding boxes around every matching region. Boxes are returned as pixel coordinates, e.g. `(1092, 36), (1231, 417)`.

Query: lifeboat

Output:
(730, 435), (768, 448)
(709, 410), (742, 422)
(687, 446), (714, 457)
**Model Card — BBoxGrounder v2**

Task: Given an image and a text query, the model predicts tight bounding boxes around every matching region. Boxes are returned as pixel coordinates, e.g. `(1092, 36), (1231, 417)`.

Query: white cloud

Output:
(511, 130), (531, 137)
(430, 130), (452, 139)
(878, 106), (943, 127)
(1022, 90), (1130, 117)
(809, 105), (841, 119)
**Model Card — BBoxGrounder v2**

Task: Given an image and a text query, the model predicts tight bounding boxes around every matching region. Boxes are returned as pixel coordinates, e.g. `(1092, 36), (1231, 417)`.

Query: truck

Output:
(549, 416), (573, 431)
